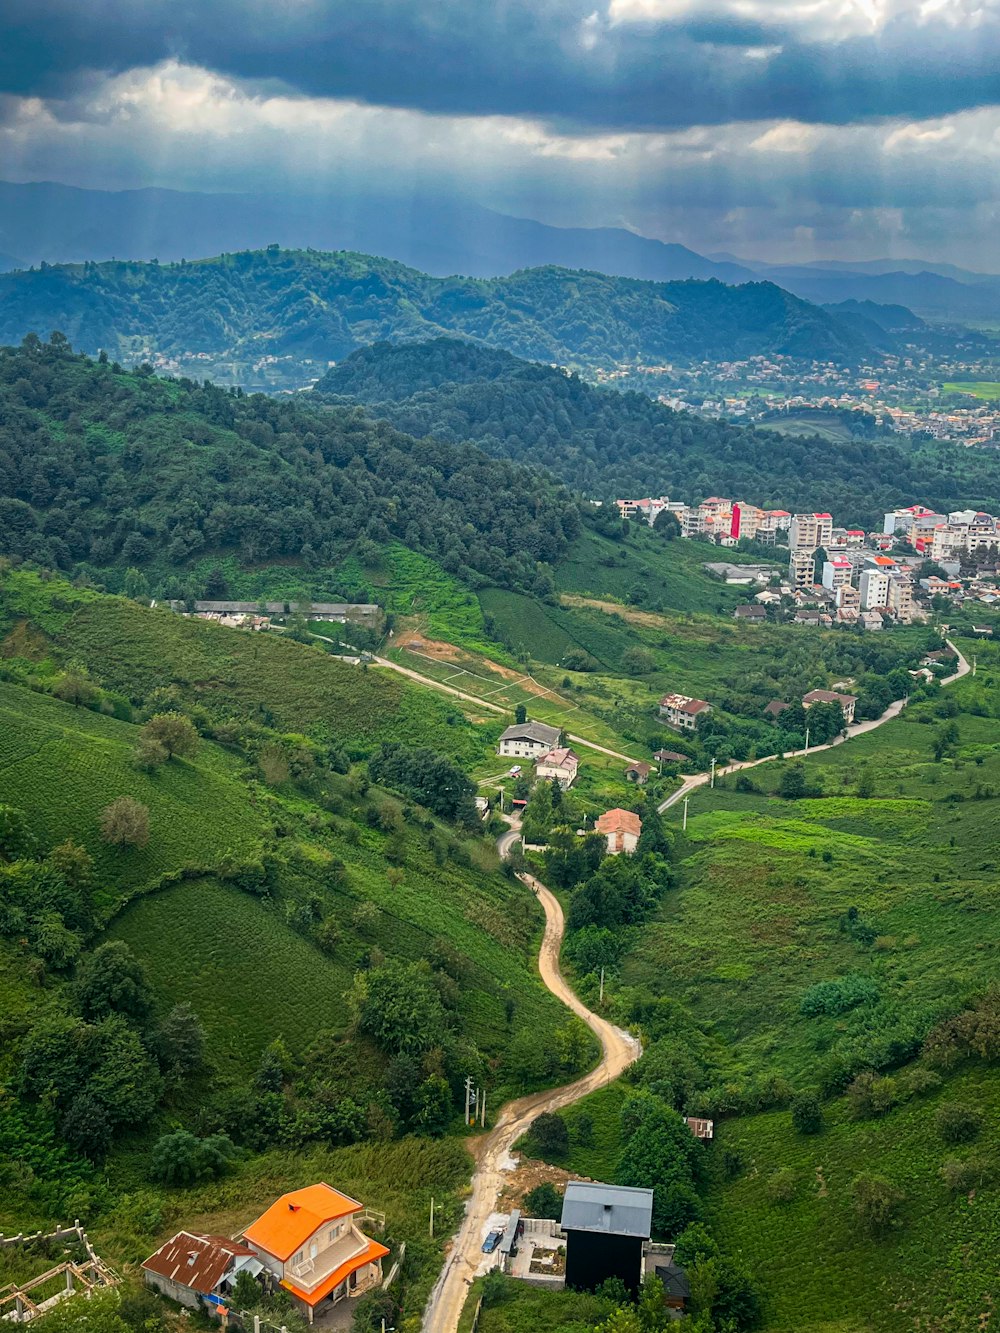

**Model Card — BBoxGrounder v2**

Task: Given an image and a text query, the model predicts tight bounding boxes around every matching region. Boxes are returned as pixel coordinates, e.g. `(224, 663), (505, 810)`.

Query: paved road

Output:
(421, 826), (641, 1333)
(659, 637), (972, 815)
(374, 654), (638, 765)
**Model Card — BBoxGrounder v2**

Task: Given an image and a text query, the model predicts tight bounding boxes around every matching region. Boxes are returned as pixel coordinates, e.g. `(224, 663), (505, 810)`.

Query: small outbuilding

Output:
(624, 760), (654, 785)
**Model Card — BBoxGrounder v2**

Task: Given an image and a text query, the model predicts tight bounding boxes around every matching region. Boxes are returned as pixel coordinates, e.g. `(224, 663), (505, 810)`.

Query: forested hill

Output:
(318, 338), (1000, 526)
(0, 247), (869, 374)
(0, 337), (578, 590)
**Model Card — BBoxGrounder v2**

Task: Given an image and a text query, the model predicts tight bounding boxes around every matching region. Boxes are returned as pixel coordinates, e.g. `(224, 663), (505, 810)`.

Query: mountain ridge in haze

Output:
(0, 179), (753, 284)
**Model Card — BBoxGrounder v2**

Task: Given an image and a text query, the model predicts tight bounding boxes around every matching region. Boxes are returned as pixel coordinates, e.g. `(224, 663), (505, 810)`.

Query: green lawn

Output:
(942, 380), (1000, 400)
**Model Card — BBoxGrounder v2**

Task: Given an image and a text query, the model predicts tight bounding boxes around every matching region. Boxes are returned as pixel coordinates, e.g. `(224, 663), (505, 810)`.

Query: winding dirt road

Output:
(421, 852), (641, 1333)
(421, 641), (972, 1330)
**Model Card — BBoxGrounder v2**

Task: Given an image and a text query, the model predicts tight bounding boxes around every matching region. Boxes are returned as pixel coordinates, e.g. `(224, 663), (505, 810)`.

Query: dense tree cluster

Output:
(0, 337), (578, 595)
(320, 338), (1000, 526)
(367, 743), (477, 824)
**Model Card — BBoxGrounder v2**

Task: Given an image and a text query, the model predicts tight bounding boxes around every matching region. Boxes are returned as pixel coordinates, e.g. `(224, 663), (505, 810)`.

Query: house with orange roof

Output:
(595, 808), (642, 855)
(241, 1183), (389, 1324)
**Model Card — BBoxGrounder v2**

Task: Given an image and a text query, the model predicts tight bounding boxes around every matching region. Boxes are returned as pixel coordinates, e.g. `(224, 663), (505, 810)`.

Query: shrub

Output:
(847, 1072), (900, 1120)
(99, 796), (150, 849)
(800, 974), (879, 1018)
(935, 1102), (982, 1145)
(75, 941), (152, 1022)
(529, 1112), (569, 1158)
(149, 1130), (236, 1185)
(766, 1168), (797, 1204)
(790, 1092), (823, 1135)
(141, 712), (200, 759)
(523, 1182), (562, 1219)
(852, 1173), (905, 1236)
(939, 1155), (994, 1193)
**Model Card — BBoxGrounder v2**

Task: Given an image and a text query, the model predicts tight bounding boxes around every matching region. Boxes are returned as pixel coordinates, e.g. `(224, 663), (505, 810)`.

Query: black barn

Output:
(560, 1181), (653, 1299)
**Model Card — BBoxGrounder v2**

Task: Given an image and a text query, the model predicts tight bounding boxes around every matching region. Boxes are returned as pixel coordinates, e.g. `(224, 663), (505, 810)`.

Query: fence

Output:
(469, 1295), (483, 1333)
(0, 1222), (119, 1325)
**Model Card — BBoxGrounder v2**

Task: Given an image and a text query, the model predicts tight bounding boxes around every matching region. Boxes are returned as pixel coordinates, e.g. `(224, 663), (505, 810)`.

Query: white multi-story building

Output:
(822, 556), (853, 591)
(860, 567), (892, 610)
(658, 693), (712, 732)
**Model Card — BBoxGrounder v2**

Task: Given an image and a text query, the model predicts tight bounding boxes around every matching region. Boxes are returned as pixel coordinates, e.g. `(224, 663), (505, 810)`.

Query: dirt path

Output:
(658, 637), (971, 814)
(374, 655), (639, 764)
(422, 829), (641, 1333)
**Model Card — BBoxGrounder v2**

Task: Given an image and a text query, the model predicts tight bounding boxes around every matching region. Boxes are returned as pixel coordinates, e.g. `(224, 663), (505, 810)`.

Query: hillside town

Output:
(596, 350), (1000, 445)
(616, 496), (1000, 628)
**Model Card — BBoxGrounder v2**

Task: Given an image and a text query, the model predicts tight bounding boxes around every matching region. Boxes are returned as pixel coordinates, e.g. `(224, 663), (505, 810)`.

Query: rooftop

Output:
(142, 1232), (256, 1297)
(499, 720), (562, 746)
(537, 747), (578, 769)
(803, 688), (858, 706)
(243, 1184), (362, 1262)
(659, 693), (711, 714)
(280, 1236), (389, 1307)
(561, 1181), (653, 1239)
(595, 809), (642, 837)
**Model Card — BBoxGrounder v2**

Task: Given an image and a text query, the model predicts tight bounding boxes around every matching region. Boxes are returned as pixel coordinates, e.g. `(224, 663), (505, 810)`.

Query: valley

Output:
(0, 332), (998, 1333)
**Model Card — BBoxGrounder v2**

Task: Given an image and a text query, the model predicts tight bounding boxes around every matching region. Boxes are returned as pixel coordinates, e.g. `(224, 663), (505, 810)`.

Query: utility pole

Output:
(710, 756), (716, 788)
(804, 726), (810, 753)
(599, 967), (605, 1005)
(973, 655), (977, 677)
(480, 1089), (486, 1128)
(464, 1075), (473, 1126)
(429, 1197), (435, 1238)
(683, 795), (689, 832)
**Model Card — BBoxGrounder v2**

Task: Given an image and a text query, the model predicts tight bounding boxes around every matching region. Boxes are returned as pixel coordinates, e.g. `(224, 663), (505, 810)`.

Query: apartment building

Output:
(789, 513), (833, 552)
(789, 549), (816, 588)
(859, 566), (892, 610)
(821, 556), (853, 592)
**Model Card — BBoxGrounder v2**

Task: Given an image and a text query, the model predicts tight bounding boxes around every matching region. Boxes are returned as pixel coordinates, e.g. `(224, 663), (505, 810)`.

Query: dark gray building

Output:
(560, 1181), (653, 1298)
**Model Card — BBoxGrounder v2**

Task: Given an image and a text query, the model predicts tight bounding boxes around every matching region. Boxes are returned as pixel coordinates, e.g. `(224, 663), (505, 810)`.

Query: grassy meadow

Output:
(709, 1063), (1000, 1333)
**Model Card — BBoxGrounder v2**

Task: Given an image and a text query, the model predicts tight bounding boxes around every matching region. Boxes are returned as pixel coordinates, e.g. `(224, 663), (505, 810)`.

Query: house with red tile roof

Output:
(241, 1184), (389, 1324)
(141, 1232), (260, 1312)
(658, 693), (712, 733)
(595, 808), (642, 855)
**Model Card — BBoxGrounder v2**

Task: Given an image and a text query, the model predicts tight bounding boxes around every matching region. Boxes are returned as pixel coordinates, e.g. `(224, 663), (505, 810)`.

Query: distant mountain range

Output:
(0, 180), (752, 285)
(0, 246), (870, 375)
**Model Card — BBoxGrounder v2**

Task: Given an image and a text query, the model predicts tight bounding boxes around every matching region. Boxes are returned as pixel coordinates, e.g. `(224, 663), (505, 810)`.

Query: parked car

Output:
(508, 766), (521, 775)
(482, 1230), (502, 1254)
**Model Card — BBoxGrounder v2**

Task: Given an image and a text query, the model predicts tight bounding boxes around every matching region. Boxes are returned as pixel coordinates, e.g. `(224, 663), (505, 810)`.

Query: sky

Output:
(2, 0), (1000, 266)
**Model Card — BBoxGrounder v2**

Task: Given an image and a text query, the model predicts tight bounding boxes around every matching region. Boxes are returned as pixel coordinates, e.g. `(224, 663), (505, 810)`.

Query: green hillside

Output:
(318, 337), (1000, 525)
(0, 338), (577, 599)
(0, 248), (868, 378)
(0, 568), (496, 764)
(0, 563), (600, 1330)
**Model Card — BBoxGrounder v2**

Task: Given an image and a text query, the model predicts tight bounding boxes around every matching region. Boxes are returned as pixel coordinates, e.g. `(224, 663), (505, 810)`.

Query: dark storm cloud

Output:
(2, 0), (999, 131)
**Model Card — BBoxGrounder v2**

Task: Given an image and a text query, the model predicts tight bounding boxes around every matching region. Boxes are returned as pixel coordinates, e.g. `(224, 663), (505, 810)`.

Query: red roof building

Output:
(595, 808), (642, 855)
(142, 1233), (259, 1311)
